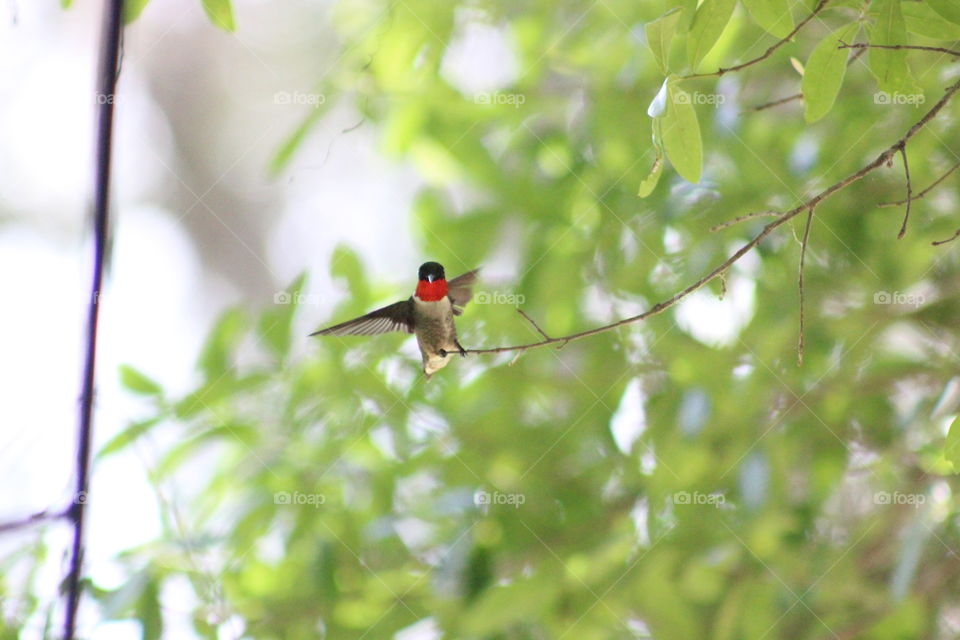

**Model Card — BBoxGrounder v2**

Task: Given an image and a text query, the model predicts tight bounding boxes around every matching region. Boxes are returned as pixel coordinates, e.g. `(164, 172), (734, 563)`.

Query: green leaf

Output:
(156, 423), (257, 478)
(945, 417), (960, 472)
(260, 273), (307, 361)
(666, 0), (698, 27)
(100, 570), (150, 619)
(269, 105), (327, 175)
(200, 0), (236, 31)
(638, 152), (664, 197)
(869, 0), (909, 94)
(461, 571), (562, 634)
(198, 308), (247, 380)
(646, 8), (684, 74)
(97, 418), (162, 459)
(927, 0), (960, 26)
(902, 2), (960, 40)
(123, 0), (150, 24)
(639, 119), (665, 197)
(136, 577), (163, 640)
(119, 365), (163, 396)
(741, 0), (794, 38)
(661, 79), (702, 183)
(173, 373), (267, 419)
(865, 597), (928, 639)
(802, 22), (859, 123)
(686, 0), (737, 71)
(330, 245), (369, 303)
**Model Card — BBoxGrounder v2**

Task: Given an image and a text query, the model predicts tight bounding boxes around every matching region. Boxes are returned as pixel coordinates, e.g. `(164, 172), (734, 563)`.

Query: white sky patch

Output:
(0, 54), (92, 221)
(610, 378), (646, 454)
(678, 389), (710, 437)
(0, 230), (83, 516)
(674, 272), (756, 348)
(790, 133), (820, 174)
(0, 37), (169, 231)
(631, 499), (650, 547)
(739, 452), (768, 510)
(395, 617), (441, 640)
(394, 517), (436, 552)
(267, 109), (420, 316)
(663, 226), (684, 254)
(441, 10), (519, 97)
(640, 448), (657, 475)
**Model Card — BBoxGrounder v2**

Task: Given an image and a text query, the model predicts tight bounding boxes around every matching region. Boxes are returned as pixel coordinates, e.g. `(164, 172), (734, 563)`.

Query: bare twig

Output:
(517, 308), (550, 340)
(839, 42), (960, 58)
(684, 0), (828, 79)
(932, 228), (960, 246)
(0, 509), (66, 535)
(797, 207), (814, 366)
(63, 0), (123, 637)
(880, 161), (960, 207)
(896, 145), (912, 239)
(463, 76), (960, 356)
(710, 210), (780, 232)
(745, 93), (802, 113)
(744, 49), (865, 113)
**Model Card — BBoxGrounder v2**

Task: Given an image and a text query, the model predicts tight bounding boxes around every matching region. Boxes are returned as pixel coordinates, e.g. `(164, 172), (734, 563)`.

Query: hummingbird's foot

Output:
(438, 348), (448, 358)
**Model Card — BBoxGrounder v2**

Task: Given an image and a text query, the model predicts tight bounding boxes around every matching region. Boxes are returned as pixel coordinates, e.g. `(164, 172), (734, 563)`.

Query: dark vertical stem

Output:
(62, 0), (123, 637)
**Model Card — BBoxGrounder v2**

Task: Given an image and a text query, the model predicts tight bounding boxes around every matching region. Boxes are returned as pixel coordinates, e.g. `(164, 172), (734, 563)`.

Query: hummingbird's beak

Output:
(426, 275), (436, 282)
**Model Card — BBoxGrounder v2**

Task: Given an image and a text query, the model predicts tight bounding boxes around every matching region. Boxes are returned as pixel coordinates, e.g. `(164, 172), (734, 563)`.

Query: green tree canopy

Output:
(7, 0), (960, 638)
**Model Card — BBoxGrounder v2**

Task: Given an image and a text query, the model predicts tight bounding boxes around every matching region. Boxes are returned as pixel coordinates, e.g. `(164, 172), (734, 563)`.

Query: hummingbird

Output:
(310, 262), (479, 378)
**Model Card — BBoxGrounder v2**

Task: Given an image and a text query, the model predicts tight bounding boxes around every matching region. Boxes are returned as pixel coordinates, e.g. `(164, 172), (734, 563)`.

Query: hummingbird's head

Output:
(418, 262), (446, 283)
(416, 262), (448, 301)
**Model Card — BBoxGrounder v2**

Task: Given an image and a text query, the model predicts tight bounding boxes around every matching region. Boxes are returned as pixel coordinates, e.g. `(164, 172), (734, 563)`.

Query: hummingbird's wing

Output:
(309, 299), (414, 336)
(447, 268), (479, 315)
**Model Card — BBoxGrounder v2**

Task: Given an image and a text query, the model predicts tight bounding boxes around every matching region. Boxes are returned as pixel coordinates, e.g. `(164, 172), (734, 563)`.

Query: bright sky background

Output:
(0, 1), (751, 637)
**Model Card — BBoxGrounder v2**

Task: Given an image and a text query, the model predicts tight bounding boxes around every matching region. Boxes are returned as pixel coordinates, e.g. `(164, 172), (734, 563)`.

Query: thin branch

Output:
(932, 228), (960, 246)
(880, 161), (960, 207)
(745, 93), (802, 113)
(463, 76), (960, 356)
(838, 42), (960, 58)
(743, 49), (865, 113)
(0, 509), (66, 535)
(63, 0), (123, 637)
(517, 308), (550, 340)
(896, 145), (912, 239)
(684, 0), (828, 79)
(797, 207), (814, 366)
(710, 210), (780, 232)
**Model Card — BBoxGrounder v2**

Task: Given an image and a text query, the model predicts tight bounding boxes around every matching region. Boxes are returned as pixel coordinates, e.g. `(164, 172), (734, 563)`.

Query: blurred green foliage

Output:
(8, 0), (960, 638)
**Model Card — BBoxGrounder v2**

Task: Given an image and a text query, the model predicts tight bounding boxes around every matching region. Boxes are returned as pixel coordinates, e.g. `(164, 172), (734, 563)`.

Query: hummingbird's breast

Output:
(413, 297), (455, 345)
(412, 296), (458, 375)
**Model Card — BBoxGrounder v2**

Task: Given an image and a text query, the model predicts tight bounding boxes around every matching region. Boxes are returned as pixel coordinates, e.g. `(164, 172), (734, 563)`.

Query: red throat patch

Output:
(416, 278), (448, 302)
